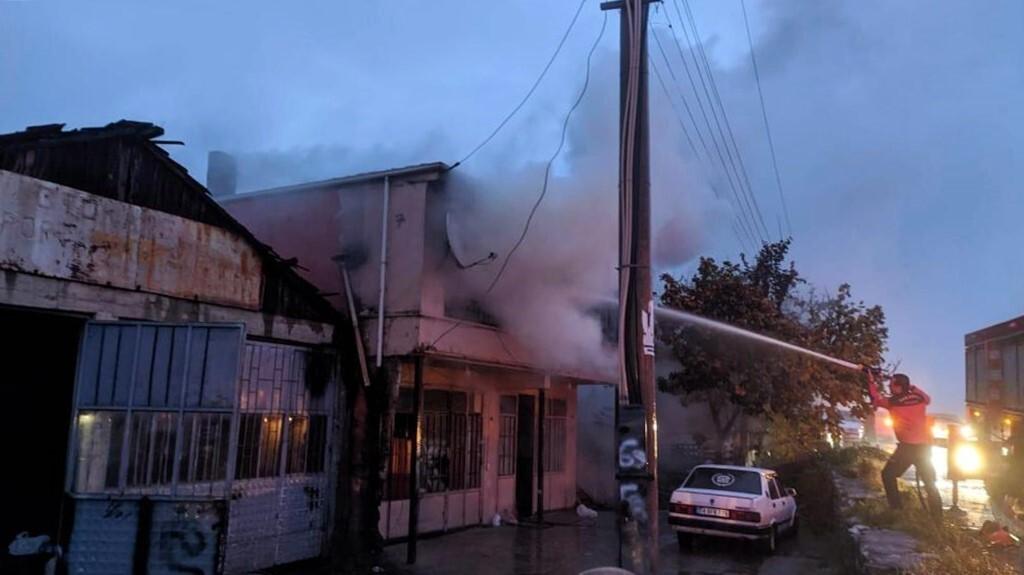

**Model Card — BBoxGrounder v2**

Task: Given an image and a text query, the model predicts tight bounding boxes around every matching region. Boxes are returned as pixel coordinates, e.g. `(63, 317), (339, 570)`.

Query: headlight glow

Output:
(959, 424), (975, 440)
(953, 443), (983, 475)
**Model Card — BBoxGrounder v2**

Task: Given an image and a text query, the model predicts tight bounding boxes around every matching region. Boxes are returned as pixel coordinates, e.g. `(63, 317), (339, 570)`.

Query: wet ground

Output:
(381, 510), (846, 575)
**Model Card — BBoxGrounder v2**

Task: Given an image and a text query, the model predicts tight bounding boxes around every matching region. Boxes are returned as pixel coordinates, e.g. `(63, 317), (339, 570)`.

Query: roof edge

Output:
(219, 161), (450, 203)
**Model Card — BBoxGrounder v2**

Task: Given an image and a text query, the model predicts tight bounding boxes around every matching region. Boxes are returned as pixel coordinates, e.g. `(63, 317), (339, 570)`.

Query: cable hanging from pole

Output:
(429, 10), (610, 350)
(448, 0), (590, 171)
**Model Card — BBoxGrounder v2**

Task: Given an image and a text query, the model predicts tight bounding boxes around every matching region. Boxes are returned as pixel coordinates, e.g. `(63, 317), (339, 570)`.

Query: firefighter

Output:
(864, 369), (943, 517)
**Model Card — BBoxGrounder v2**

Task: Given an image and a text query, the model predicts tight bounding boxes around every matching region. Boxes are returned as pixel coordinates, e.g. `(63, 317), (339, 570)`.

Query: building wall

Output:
(378, 360), (577, 540)
(223, 178), (434, 318)
(0, 170), (262, 308)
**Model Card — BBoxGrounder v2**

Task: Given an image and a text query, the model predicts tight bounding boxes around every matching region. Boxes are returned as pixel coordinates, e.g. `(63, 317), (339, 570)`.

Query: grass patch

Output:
(839, 457), (1019, 575)
(825, 445), (888, 492)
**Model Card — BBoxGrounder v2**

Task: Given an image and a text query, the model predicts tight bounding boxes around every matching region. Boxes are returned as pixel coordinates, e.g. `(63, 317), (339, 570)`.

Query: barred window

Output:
(236, 414), (283, 479)
(498, 395), (517, 477)
(286, 414), (328, 474)
(385, 388), (482, 499)
(543, 398), (568, 473)
(235, 343), (333, 481)
(72, 324), (241, 497)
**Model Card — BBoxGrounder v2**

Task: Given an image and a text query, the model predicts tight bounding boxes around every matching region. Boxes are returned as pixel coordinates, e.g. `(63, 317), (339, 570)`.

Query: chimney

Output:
(206, 151), (237, 197)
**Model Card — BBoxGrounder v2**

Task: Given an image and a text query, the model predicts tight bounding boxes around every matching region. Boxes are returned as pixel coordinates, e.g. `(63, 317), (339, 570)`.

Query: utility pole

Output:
(601, 0), (658, 572)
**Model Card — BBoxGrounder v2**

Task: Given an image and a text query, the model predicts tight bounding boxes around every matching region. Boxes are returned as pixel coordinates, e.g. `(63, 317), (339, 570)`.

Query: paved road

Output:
(382, 511), (844, 575)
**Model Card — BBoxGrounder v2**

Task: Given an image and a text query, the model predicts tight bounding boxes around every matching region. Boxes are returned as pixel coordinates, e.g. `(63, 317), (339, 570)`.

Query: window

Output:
(75, 411), (126, 492)
(384, 388), (482, 499)
(126, 412), (177, 487)
(235, 343), (333, 481)
(286, 414), (328, 474)
(543, 398), (568, 473)
(498, 396), (517, 477)
(72, 323), (242, 497)
(684, 467), (762, 495)
(768, 477), (782, 499)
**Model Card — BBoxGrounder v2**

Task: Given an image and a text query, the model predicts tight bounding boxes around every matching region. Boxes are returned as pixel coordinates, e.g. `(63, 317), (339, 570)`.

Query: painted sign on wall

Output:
(0, 170), (262, 309)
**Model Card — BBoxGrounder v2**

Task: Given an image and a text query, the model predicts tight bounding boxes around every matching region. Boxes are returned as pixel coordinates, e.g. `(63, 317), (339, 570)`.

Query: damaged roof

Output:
(0, 120), (338, 323)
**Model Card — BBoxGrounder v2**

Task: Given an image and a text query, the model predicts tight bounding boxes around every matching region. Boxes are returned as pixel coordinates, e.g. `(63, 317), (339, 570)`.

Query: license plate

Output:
(696, 507), (730, 518)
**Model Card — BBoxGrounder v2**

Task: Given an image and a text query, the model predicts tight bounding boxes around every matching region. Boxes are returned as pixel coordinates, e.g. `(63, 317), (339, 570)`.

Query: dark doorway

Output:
(515, 394), (535, 519)
(0, 307), (82, 563)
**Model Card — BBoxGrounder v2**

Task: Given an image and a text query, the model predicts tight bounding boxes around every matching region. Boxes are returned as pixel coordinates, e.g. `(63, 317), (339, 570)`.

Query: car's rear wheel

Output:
(759, 525), (778, 554)
(676, 531), (692, 551)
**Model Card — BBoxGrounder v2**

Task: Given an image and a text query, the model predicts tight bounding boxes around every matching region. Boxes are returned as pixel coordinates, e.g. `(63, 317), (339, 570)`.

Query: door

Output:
(515, 394), (535, 519)
(0, 308), (82, 571)
(766, 475), (792, 524)
(64, 321), (244, 574)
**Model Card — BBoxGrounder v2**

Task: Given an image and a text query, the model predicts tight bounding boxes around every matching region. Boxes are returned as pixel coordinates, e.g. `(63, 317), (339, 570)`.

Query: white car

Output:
(668, 464), (798, 553)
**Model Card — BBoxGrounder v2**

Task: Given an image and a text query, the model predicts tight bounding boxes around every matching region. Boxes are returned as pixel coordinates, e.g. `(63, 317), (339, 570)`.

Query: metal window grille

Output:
(286, 414), (329, 474)
(385, 413), (414, 501)
(385, 388), (482, 498)
(71, 323), (242, 497)
(543, 398), (568, 473)
(235, 342), (333, 480)
(498, 395), (517, 476)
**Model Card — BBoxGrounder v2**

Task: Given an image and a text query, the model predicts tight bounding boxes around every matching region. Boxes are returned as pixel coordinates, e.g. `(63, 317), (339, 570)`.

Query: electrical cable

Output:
(679, 0), (770, 240)
(654, 13), (761, 247)
(740, 0), (792, 237)
(429, 12), (609, 350)
(660, 6), (766, 244)
(449, 0), (590, 171)
(648, 25), (759, 252)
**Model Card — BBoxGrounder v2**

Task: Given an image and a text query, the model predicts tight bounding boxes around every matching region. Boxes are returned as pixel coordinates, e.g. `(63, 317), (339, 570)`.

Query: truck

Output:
(964, 315), (1024, 510)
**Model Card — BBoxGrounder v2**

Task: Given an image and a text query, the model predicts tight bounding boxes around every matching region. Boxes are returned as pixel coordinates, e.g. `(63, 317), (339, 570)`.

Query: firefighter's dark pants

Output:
(882, 443), (942, 515)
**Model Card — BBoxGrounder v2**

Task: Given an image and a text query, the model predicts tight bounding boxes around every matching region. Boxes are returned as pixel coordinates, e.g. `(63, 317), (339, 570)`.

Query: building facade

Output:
(221, 163), (608, 538)
(0, 122), (345, 574)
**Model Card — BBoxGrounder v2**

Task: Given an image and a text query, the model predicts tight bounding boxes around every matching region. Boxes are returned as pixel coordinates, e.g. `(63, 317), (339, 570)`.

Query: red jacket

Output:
(869, 381), (931, 445)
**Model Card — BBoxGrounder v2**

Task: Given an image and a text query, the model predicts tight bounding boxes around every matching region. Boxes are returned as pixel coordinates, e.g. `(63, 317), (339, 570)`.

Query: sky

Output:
(3, 0), (1023, 413)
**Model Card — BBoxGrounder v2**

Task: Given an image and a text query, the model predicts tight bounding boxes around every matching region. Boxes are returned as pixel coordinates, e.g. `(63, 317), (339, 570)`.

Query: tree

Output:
(658, 240), (887, 460)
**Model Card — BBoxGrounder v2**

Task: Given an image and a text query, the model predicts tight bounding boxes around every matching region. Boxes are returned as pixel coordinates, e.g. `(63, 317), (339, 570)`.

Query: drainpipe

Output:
(407, 355), (424, 564)
(537, 385), (546, 523)
(376, 176), (391, 368)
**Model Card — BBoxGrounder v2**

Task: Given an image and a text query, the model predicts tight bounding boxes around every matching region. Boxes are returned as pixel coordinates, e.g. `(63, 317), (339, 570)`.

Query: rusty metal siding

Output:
(0, 170), (263, 309)
(0, 122), (338, 323)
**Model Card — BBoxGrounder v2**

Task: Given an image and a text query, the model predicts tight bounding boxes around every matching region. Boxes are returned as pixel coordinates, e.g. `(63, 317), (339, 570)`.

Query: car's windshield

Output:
(683, 467), (763, 495)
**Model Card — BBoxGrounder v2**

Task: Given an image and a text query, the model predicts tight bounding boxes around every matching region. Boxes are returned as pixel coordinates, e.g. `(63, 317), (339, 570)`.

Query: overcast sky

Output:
(3, 1), (1022, 413)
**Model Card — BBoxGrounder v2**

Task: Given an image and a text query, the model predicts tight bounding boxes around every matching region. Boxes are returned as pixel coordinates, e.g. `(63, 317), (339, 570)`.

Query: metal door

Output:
(64, 321), (244, 574)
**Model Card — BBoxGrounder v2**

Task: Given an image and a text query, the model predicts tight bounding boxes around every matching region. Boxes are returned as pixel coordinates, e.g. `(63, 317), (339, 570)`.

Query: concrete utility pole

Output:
(601, 0), (658, 572)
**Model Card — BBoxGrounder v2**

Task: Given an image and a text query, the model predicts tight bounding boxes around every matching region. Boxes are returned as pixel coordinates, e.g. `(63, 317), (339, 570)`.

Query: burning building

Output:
(219, 161), (615, 540)
(0, 121), (344, 573)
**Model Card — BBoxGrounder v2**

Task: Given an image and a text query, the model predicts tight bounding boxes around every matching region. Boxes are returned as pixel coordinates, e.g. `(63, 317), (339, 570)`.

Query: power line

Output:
(651, 22), (757, 251)
(429, 12), (609, 350)
(650, 52), (758, 250)
(676, 0), (770, 241)
(648, 54), (700, 158)
(741, 0), (792, 237)
(656, 8), (765, 244)
(449, 0), (589, 171)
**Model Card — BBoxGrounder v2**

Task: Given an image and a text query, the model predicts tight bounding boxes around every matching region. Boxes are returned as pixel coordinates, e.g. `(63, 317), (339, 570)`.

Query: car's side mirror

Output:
(786, 488), (797, 497)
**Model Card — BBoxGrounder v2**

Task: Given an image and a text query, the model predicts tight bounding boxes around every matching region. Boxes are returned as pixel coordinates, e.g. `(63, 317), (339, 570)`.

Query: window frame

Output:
(68, 322), (245, 498)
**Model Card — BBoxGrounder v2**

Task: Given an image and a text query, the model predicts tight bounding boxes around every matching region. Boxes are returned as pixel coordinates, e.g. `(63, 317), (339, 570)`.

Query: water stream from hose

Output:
(652, 305), (863, 371)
